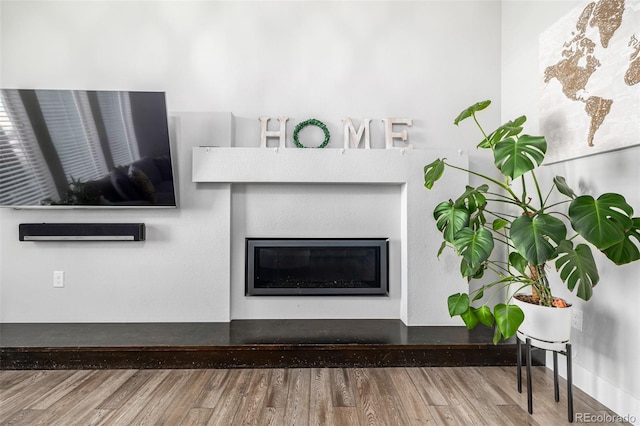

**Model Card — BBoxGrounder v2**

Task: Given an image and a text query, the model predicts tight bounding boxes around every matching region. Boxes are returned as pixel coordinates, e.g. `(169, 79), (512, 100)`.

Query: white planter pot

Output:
(513, 294), (572, 349)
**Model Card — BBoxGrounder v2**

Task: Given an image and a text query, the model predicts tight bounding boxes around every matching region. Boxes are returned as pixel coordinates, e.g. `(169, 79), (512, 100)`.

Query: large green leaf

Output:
(493, 135), (547, 179)
(460, 308), (479, 329)
(492, 218), (508, 231)
(479, 115), (527, 149)
(424, 158), (445, 190)
(471, 289), (485, 302)
(453, 228), (495, 269)
(476, 306), (495, 327)
(603, 217), (640, 265)
(454, 185), (488, 212)
(508, 251), (528, 276)
(455, 185), (488, 230)
(459, 258), (485, 280)
(494, 303), (524, 343)
(493, 326), (502, 345)
(448, 293), (470, 317)
(433, 201), (470, 243)
(555, 240), (599, 301)
(456, 305), (495, 330)
(510, 213), (567, 265)
(454, 100), (491, 126)
(569, 193), (634, 250)
(553, 176), (576, 199)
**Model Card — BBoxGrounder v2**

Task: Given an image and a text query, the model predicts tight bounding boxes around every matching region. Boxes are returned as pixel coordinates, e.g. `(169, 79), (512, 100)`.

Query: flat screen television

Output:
(0, 89), (177, 208)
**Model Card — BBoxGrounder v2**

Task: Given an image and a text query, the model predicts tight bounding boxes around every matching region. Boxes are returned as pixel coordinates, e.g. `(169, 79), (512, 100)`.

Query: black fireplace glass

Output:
(246, 238), (389, 296)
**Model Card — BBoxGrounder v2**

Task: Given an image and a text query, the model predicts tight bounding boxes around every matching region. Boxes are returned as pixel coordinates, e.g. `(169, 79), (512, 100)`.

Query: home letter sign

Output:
(342, 117), (372, 149)
(382, 118), (413, 149)
(257, 116), (413, 149)
(259, 116), (289, 148)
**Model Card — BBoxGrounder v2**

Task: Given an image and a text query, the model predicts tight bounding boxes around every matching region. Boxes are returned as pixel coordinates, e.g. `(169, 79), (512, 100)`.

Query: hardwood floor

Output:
(0, 367), (626, 425)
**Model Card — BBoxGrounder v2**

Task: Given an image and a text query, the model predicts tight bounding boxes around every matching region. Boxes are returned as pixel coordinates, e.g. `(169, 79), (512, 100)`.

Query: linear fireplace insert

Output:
(246, 238), (389, 296)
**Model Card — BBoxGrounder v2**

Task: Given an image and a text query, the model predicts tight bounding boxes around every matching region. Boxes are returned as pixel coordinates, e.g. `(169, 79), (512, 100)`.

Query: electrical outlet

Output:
(571, 308), (583, 332)
(53, 271), (64, 288)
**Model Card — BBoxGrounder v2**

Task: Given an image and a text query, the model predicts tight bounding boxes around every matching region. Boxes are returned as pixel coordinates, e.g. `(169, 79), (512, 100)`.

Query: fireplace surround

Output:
(192, 142), (468, 324)
(246, 238), (389, 296)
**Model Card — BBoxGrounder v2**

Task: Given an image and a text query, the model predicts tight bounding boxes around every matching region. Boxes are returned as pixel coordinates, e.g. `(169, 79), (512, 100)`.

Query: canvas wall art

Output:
(540, 0), (639, 164)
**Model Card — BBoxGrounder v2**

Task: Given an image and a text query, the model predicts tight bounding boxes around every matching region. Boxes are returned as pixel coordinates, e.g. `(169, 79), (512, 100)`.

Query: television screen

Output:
(0, 89), (177, 208)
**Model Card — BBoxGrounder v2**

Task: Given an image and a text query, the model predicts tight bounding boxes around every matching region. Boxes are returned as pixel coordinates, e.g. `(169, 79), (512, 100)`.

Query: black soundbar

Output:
(19, 223), (145, 241)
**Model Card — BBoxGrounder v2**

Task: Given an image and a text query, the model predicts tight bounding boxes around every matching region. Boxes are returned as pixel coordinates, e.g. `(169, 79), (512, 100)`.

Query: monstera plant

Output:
(424, 100), (640, 343)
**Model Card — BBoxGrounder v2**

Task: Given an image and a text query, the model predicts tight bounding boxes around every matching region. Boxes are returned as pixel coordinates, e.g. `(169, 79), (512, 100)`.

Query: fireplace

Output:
(246, 238), (389, 296)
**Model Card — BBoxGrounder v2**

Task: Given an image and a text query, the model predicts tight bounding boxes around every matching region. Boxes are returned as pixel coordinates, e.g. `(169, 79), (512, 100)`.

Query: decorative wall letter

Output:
(259, 116), (289, 148)
(342, 118), (372, 149)
(382, 118), (413, 149)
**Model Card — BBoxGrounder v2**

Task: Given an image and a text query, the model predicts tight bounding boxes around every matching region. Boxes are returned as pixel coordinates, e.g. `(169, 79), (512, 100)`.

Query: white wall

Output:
(501, 1), (640, 422)
(0, 112), (234, 322)
(0, 1), (502, 323)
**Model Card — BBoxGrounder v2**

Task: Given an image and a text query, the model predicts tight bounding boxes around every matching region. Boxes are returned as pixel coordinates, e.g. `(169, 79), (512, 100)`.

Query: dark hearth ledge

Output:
(0, 320), (523, 370)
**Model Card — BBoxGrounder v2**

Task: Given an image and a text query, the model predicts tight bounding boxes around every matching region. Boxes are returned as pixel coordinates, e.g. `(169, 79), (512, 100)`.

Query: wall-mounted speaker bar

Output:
(19, 223), (145, 241)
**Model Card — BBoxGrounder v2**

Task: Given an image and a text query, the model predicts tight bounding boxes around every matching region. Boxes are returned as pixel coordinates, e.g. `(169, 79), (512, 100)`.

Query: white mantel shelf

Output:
(192, 145), (468, 326)
(192, 146), (456, 184)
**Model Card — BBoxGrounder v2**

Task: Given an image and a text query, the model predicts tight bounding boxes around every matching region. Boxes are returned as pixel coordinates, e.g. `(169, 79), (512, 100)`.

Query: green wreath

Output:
(293, 118), (330, 148)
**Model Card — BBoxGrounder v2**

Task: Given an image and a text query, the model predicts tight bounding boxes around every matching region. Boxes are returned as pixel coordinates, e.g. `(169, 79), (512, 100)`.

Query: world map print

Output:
(540, 0), (639, 164)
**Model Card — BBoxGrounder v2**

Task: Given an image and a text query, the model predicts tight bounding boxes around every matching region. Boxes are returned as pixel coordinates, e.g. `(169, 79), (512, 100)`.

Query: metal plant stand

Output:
(516, 331), (573, 423)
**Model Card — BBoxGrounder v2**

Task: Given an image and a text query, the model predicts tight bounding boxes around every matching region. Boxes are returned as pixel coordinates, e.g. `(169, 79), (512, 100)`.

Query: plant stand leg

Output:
(517, 337), (522, 393)
(567, 343), (573, 423)
(526, 338), (533, 415)
(553, 351), (559, 402)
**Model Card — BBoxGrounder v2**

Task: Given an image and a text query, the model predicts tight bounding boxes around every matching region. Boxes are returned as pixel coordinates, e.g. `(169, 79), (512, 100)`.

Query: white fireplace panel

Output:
(193, 146), (469, 325)
(231, 184), (400, 319)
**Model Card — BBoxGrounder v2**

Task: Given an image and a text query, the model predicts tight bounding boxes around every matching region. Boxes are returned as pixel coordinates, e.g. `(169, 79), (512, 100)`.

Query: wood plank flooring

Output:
(0, 366), (626, 425)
